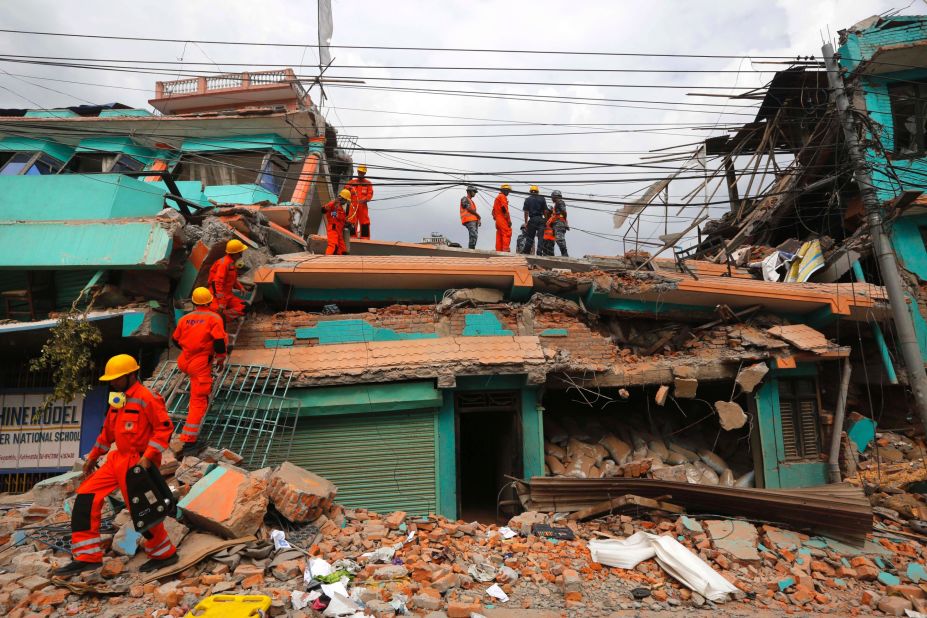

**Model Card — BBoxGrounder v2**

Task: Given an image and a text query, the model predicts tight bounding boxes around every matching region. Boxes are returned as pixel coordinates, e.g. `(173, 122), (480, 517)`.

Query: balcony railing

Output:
(155, 69), (297, 99)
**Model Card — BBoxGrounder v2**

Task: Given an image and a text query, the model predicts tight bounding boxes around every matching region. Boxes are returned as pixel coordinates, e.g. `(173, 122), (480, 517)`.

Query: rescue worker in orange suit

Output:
(53, 354), (178, 576)
(493, 184), (513, 252)
(541, 207), (556, 256)
(460, 185), (481, 249)
(208, 239), (247, 322)
(172, 287), (228, 459)
(346, 164), (374, 239)
(322, 189), (351, 255)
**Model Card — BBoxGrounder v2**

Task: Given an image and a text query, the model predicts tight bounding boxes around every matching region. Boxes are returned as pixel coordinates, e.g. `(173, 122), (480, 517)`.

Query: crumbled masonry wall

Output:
(237, 302), (618, 375)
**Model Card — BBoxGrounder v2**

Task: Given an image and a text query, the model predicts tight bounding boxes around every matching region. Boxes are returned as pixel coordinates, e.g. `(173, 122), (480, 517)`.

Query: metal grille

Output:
(0, 471), (57, 493)
(149, 362), (300, 469)
(456, 391), (519, 412)
(18, 518), (116, 554)
(336, 134), (358, 156)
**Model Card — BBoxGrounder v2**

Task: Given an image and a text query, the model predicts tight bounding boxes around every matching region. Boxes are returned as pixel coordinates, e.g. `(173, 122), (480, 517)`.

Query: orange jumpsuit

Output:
(492, 193), (512, 252)
(323, 200), (347, 255)
(345, 177), (374, 239)
(72, 382), (176, 564)
(207, 255), (246, 320)
(541, 216), (556, 256)
(172, 309), (228, 444)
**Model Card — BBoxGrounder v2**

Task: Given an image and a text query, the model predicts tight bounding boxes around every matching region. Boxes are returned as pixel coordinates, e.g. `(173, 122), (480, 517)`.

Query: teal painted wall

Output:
(0, 220), (173, 268)
(0, 174), (166, 221)
(462, 312), (513, 336)
(437, 391), (457, 519)
(98, 109), (153, 118)
(839, 17), (927, 74)
(289, 381), (442, 417)
(294, 319), (438, 344)
(754, 363), (828, 488)
(836, 20), (927, 361)
(180, 134), (302, 160)
(24, 109), (77, 118)
(891, 215), (927, 280)
(75, 137), (160, 165)
(0, 137), (73, 162)
(121, 311), (170, 338)
(204, 184), (279, 205)
(521, 387), (545, 478)
(149, 180), (212, 208)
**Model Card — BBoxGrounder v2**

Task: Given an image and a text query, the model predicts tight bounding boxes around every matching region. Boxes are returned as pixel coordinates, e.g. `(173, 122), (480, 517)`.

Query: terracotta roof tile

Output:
(232, 336), (546, 382)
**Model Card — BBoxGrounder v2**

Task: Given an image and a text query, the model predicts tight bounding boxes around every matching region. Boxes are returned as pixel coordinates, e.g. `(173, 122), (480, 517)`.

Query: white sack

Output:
(588, 532), (738, 602)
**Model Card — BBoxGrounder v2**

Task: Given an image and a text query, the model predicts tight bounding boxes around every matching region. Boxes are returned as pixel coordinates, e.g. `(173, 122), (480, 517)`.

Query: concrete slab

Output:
(680, 516), (703, 533)
(763, 525), (802, 552)
(705, 519), (760, 562)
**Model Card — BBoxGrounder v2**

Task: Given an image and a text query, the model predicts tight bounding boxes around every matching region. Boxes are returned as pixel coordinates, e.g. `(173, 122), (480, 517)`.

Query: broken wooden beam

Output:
(567, 494), (685, 521)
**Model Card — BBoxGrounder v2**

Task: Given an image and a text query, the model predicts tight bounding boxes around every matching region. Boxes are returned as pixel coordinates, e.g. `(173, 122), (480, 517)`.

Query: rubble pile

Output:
(543, 414), (754, 487)
(2, 451), (927, 616)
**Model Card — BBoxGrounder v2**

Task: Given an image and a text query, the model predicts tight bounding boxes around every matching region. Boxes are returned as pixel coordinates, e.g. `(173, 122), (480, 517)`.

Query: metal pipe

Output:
(828, 356), (852, 483)
(851, 261), (899, 384)
(823, 42), (927, 432)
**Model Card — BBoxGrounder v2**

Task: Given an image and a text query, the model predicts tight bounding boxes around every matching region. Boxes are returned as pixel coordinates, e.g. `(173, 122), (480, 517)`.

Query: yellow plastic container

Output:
(184, 594), (272, 617)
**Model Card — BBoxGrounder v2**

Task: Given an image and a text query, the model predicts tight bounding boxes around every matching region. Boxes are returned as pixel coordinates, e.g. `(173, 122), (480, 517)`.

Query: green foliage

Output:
(29, 291), (103, 408)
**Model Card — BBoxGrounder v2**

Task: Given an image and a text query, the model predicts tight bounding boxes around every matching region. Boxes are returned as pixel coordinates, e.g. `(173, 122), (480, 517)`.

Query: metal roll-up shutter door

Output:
(289, 410), (437, 515)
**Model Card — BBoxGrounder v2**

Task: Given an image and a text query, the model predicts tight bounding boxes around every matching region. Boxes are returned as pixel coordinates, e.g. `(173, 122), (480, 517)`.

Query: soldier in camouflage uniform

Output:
(549, 190), (569, 257)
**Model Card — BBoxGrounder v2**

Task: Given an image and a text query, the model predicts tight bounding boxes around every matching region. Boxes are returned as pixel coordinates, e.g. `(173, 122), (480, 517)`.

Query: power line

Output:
(0, 29), (807, 59)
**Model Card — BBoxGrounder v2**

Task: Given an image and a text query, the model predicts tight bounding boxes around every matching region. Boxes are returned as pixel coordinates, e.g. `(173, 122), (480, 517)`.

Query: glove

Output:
(82, 457), (99, 477)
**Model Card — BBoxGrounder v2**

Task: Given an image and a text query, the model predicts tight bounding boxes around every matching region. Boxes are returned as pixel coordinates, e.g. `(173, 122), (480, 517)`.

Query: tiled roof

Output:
(231, 335), (546, 381)
(256, 254), (533, 290)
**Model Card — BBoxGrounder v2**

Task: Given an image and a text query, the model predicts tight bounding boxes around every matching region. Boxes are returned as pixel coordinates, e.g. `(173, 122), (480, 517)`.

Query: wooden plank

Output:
(568, 494), (684, 521)
(142, 533), (256, 584)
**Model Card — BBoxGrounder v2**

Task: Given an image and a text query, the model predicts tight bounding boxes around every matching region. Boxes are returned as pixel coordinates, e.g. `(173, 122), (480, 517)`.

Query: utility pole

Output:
(822, 42), (927, 431)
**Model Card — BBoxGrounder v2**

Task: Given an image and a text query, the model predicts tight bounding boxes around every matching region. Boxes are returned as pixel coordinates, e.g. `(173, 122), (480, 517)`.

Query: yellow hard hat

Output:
(357, 164), (368, 173)
(99, 354), (140, 382)
(530, 185), (539, 193)
(192, 287), (213, 306)
(226, 239), (247, 254)
(500, 184), (512, 190)
(339, 189), (353, 201)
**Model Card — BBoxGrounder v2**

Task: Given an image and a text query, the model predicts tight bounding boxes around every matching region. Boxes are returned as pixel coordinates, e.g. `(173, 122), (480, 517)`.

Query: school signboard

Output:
(0, 393), (83, 470)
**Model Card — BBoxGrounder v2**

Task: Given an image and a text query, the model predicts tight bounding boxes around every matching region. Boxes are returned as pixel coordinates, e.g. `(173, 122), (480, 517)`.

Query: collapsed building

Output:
(0, 70), (350, 490)
(0, 50), (915, 527)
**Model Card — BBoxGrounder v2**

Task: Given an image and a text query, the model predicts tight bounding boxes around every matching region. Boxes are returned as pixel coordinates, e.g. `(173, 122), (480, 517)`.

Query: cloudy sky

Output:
(0, 0), (919, 254)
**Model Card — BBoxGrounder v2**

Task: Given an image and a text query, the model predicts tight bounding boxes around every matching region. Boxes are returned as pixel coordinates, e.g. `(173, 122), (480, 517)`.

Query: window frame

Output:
(172, 149), (295, 197)
(777, 376), (822, 462)
(889, 80), (927, 158)
(0, 151), (65, 176)
(59, 152), (144, 174)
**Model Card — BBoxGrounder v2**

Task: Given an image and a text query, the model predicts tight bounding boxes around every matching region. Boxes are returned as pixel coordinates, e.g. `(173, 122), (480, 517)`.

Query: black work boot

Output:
(140, 553), (179, 573)
(53, 560), (101, 577)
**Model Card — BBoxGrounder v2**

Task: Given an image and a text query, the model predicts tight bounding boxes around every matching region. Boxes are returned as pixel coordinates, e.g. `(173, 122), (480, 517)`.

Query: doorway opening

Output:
(456, 391), (522, 523)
